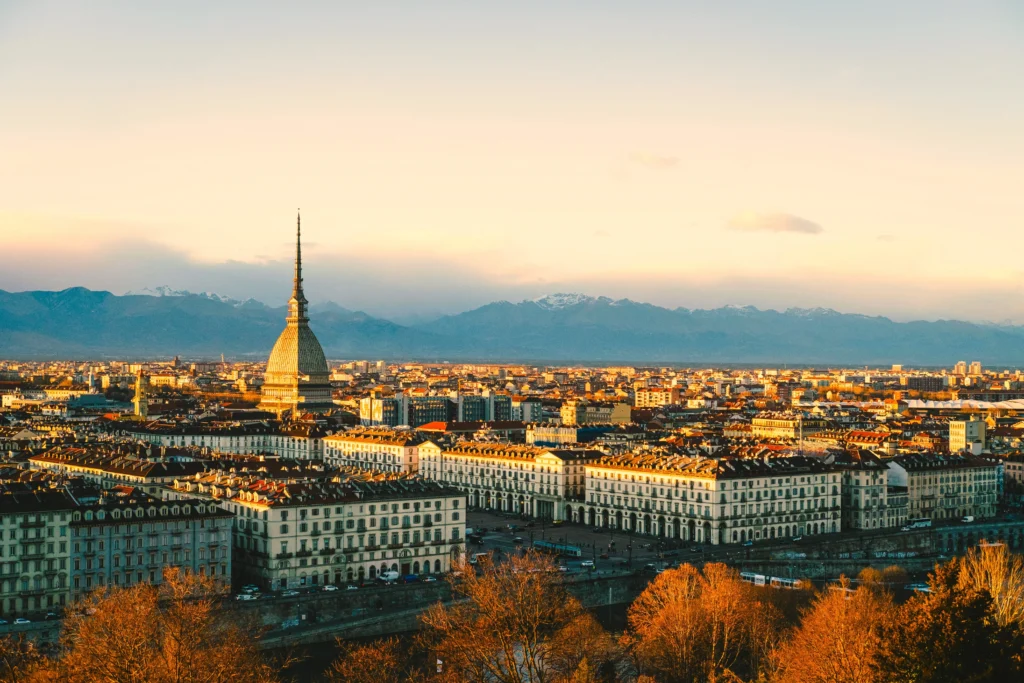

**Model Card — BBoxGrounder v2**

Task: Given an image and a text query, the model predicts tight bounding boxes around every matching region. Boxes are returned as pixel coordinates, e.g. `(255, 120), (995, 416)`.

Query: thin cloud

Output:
(727, 212), (823, 235)
(627, 152), (679, 170)
(877, 234), (896, 242)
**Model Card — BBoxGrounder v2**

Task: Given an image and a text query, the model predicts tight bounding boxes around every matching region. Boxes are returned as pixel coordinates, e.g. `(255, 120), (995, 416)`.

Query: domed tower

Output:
(259, 212), (333, 417)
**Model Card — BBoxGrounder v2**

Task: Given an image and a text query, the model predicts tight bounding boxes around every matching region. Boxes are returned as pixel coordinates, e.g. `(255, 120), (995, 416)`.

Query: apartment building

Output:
(0, 489), (76, 619)
(949, 419), (986, 453)
(29, 446), (208, 498)
(418, 442), (600, 521)
(118, 422), (328, 460)
(560, 399), (631, 426)
(69, 488), (233, 598)
(886, 453), (999, 522)
(526, 424), (616, 447)
(581, 454), (842, 546)
(831, 450), (890, 530)
(634, 387), (681, 408)
(168, 474), (465, 589)
(750, 413), (827, 439)
(322, 428), (425, 474)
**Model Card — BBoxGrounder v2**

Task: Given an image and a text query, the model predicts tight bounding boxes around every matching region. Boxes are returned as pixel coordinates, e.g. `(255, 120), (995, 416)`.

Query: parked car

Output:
(644, 563), (657, 572)
(404, 574), (419, 584)
(377, 571), (400, 584)
(14, 618), (30, 625)
(241, 584), (260, 593)
(599, 553), (609, 559)
(323, 584), (339, 591)
(512, 537), (524, 544)
(0, 619), (8, 625)
(235, 593), (256, 601)
(282, 590), (299, 597)
(581, 560), (595, 569)
(345, 585), (359, 591)
(791, 535), (803, 542)
(558, 565), (569, 572)
(422, 576), (438, 583)
(742, 540), (754, 547)
(44, 612), (59, 620)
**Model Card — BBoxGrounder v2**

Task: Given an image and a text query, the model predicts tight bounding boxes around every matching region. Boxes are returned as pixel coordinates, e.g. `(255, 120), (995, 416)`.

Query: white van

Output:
(377, 571), (400, 584)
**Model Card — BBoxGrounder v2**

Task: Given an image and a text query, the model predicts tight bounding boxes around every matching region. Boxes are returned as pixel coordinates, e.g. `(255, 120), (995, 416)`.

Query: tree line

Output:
(2, 544), (1023, 682)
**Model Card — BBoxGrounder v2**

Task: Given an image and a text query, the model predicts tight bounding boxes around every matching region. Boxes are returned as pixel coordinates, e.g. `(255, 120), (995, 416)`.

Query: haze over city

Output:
(3, 1), (1024, 322)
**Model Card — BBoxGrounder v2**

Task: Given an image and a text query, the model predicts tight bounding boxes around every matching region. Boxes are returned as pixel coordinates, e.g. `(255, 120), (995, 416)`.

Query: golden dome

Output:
(265, 324), (329, 381)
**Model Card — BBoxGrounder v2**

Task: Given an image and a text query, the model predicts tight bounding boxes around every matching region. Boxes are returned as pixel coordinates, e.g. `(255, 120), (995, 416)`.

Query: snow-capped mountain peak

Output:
(531, 293), (597, 310)
(126, 286), (259, 308)
(785, 307), (841, 318)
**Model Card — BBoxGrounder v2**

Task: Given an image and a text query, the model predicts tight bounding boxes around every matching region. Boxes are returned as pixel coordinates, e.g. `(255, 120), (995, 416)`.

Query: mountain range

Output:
(2, 288), (1024, 365)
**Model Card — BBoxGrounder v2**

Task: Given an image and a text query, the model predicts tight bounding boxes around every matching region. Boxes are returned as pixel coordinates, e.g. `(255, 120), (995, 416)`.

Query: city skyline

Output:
(2, 2), (1024, 322)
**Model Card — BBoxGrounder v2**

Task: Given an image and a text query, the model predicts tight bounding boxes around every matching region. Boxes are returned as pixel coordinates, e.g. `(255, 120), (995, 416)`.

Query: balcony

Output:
(387, 543), (404, 549)
(310, 529), (322, 537)
(275, 552), (294, 559)
(19, 520), (46, 529)
(365, 544), (379, 551)
(430, 539), (447, 546)
(294, 550), (312, 558)
(319, 548), (336, 556)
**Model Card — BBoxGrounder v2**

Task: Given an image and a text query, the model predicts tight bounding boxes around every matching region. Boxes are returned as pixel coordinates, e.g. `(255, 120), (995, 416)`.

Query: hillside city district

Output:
(2, 227), (1023, 646)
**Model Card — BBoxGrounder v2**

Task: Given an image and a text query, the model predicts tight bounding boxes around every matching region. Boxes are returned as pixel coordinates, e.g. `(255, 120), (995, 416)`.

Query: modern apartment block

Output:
(949, 419), (986, 453)
(634, 387), (681, 408)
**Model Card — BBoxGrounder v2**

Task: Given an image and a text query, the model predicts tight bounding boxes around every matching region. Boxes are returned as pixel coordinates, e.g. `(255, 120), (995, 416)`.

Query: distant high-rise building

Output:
(954, 360), (968, 376)
(259, 213), (333, 417)
(969, 361), (983, 376)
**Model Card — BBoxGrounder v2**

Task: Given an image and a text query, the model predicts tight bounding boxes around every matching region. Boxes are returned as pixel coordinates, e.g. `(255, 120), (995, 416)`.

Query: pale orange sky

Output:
(1, 1), (1023, 321)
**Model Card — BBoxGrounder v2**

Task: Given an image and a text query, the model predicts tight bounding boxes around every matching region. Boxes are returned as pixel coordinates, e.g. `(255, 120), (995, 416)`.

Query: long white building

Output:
(418, 442), (600, 521)
(580, 453), (842, 545)
(167, 473), (466, 589)
(322, 428), (425, 474)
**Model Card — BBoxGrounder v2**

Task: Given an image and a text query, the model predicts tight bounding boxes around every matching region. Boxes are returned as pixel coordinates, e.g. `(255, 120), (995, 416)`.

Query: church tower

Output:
(258, 212), (333, 418)
(133, 370), (149, 419)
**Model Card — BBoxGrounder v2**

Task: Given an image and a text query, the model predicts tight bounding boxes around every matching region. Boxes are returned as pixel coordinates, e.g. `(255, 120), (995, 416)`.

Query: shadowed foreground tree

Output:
(325, 636), (422, 683)
(875, 560), (1024, 682)
(418, 552), (617, 683)
(957, 541), (1024, 628)
(54, 568), (277, 683)
(622, 562), (781, 683)
(0, 634), (48, 683)
(773, 578), (893, 683)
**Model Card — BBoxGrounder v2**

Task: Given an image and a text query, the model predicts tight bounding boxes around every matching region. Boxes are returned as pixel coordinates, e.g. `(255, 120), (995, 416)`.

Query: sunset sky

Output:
(2, 1), (1023, 322)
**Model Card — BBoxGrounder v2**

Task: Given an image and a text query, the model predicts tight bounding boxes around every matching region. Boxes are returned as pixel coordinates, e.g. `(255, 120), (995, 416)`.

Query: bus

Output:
(532, 540), (583, 558)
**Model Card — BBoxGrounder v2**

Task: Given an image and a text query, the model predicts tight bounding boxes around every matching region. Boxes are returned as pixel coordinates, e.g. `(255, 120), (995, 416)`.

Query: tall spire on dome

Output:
(288, 209), (308, 322)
